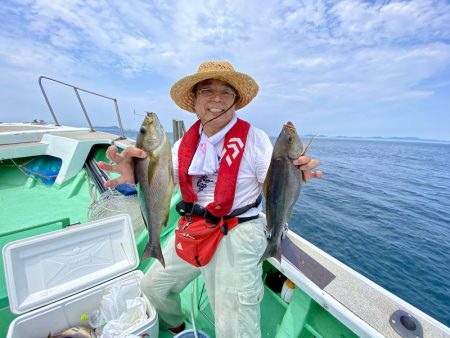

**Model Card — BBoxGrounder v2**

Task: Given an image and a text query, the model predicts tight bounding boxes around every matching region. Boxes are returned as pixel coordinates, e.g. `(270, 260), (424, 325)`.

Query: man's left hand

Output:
(293, 155), (323, 181)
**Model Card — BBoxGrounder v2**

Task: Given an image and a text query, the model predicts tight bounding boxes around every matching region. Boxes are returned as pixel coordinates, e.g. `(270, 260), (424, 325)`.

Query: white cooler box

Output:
(3, 214), (158, 338)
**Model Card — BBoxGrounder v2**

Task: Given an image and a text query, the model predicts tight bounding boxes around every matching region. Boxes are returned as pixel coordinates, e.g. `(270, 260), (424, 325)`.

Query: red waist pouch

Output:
(175, 215), (238, 267)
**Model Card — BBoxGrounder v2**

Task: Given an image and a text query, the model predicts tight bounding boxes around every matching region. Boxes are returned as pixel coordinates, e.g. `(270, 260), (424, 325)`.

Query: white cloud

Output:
(330, 0), (450, 44)
(21, 0), (179, 75)
(290, 56), (343, 68)
(0, 36), (76, 73)
(1, 0), (450, 139)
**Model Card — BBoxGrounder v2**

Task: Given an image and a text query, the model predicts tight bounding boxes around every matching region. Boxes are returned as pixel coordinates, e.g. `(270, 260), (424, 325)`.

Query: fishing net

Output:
(87, 189), (145, 236)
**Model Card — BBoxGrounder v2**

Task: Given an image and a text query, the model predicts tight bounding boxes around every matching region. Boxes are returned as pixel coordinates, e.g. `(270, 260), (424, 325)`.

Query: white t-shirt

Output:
(172, 125), (273, 218)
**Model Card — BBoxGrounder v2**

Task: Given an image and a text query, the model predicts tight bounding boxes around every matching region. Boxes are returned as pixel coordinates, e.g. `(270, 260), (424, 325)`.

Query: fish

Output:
(259, 121), (313, 264)
(134, 112), (174, 268)
(47, 325), (96, 338)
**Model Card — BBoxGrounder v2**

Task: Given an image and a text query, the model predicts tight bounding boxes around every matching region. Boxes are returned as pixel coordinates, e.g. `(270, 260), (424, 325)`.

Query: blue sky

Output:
(1, 0), (449, 140)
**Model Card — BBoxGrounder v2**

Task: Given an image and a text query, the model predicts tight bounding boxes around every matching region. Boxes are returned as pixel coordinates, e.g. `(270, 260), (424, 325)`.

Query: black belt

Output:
(236, 215), (260, 224)
(176, 195), (262, 225)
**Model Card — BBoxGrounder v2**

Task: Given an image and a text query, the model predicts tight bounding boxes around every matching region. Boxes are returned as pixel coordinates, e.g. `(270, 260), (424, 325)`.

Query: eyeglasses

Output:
(197, 87), (236, 100)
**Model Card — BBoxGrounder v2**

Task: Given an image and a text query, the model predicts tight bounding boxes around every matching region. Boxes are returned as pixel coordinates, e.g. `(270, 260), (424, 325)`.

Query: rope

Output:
(0, 159), (33, 167)
(9, 158), (59, 181)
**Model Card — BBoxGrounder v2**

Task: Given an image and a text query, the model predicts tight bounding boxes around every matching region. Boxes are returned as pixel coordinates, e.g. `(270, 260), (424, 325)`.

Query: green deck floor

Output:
(0, 155), (358, 338)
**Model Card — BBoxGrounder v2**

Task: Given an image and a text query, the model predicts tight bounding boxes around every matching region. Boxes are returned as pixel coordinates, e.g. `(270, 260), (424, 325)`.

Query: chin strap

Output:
(198, 95), (238, 131)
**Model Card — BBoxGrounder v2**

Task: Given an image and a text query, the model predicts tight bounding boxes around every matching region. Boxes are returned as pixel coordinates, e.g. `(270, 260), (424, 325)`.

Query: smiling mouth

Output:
(208, 108), (224, 113)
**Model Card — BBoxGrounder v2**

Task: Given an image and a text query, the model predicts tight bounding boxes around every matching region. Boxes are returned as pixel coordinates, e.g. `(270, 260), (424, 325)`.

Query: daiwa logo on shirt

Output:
(221, 137), (244, 166)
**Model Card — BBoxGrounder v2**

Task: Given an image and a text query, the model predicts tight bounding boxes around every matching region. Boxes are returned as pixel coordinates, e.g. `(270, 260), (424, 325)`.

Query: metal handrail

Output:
(38, 76), (126, 139)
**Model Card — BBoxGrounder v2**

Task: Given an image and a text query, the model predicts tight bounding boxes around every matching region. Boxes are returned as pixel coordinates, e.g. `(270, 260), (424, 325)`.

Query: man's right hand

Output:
(97, 145), (147, 188)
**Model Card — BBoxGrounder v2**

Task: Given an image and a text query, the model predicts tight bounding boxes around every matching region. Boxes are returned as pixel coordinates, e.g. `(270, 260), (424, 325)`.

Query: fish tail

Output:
(258, 242), (282, 265)
(141, 241), (166, 268)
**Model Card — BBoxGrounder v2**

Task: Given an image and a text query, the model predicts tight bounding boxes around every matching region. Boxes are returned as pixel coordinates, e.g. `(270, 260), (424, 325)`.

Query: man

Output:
(99, 61), (321, 337)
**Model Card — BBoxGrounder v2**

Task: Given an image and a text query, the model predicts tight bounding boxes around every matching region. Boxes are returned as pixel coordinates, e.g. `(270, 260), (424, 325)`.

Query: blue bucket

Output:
(173, 329), (210, 338)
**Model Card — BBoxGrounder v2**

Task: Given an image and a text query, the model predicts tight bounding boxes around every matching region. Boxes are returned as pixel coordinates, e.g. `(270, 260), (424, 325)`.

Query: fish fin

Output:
(138, 199), (149, 230)
(135, 158), (151, 226)
(141, 244), (152, 261)
(141, 241), (166, 268)
(161, 179), (174, 228)
(262, 166), (272, 199)
(258, 241), (281, 265)
(146, 153), (160, 183)
(274, 243), (282, 263)
(262, 179), (268, 199)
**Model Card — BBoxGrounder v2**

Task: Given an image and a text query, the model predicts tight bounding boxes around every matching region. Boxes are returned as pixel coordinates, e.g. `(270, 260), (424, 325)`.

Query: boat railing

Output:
(38, 76), (126, 139)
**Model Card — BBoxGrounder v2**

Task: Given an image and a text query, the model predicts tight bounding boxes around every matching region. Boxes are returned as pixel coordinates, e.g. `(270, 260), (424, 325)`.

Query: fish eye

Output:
(288, 135), (293, 143)
(140, 126), (146, 134)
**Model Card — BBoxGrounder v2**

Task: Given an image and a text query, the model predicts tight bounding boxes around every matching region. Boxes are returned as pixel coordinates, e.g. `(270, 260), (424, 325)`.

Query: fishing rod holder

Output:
(389, 309), (423, 338)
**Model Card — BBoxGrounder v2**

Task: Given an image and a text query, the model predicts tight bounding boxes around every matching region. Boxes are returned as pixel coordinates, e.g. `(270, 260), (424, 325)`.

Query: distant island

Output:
(95, 126), (450, 144)
(303, 134), (450, 144)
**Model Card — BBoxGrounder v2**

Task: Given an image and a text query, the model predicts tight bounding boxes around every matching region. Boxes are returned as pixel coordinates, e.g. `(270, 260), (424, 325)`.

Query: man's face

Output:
(194, 79), (237, 132)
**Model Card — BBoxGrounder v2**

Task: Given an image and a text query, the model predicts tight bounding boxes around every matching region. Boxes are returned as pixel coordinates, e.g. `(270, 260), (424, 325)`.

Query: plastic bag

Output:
(82, 280), (148, 337)
(100, 297), (148, 338)
(100, 279), (141, 322)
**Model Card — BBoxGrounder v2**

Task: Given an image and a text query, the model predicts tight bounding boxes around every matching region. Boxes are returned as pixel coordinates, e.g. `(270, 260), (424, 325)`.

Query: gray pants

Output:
(141, 218), (267, 338)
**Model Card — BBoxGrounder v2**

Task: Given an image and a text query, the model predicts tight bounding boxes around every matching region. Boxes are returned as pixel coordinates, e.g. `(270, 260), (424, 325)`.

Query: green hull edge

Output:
(0, 153), (358, 338)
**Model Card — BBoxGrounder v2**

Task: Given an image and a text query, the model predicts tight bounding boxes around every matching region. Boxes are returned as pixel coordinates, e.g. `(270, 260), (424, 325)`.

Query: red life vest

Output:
(178, 118), (251, 217)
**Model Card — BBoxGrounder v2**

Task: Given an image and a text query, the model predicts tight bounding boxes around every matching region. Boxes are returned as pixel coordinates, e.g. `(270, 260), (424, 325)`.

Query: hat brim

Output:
(170, 70), (259, 113)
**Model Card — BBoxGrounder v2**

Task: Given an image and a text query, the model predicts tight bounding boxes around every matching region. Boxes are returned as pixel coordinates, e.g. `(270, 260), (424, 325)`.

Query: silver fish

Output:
(259, 122), (309, 264)
(134, 112), (174, 267)
(47, 325), (96, 338)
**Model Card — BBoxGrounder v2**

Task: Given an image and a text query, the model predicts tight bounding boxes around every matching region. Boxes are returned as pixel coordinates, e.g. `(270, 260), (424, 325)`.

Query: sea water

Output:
(295, 137), (450, 326)
(102, 127), (450, 326)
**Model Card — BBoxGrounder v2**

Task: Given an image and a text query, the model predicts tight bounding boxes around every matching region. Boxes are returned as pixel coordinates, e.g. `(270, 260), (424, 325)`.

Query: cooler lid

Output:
(3, 214), (139, 314)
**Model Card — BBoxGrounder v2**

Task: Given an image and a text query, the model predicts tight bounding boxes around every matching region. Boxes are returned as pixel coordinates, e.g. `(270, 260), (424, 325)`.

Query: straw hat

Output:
(170, 61), (259, 112)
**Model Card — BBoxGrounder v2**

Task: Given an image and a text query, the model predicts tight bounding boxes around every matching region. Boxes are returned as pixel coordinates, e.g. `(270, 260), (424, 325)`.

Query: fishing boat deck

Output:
(1, 123), (449, 338)
(0, 124), (57, 132)
(0, 123), (135, 184)
(0, 123), (135, 147)
(274, 232), (450, 338)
